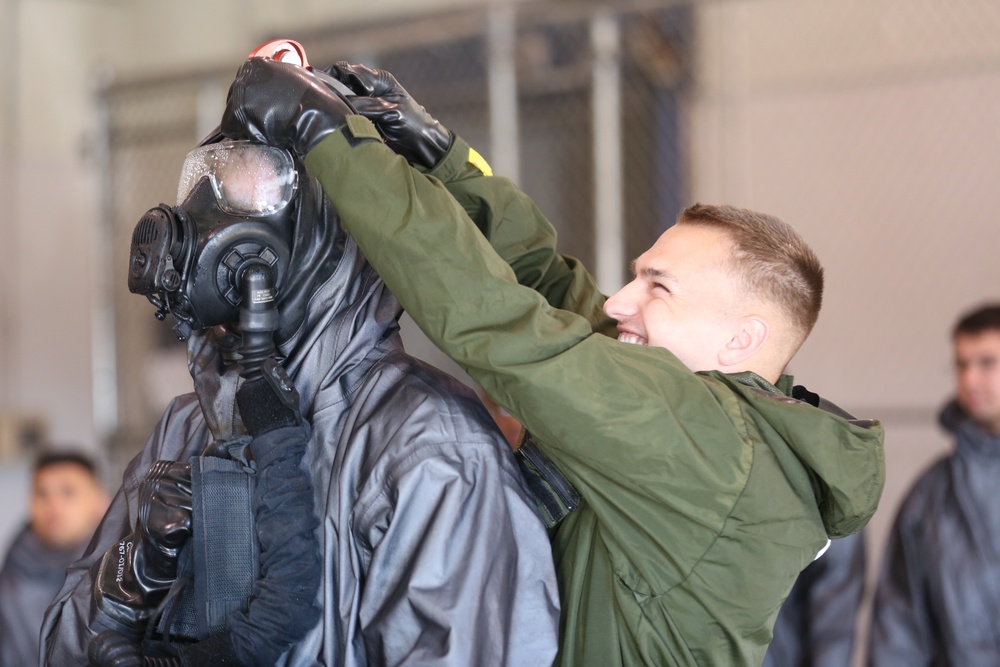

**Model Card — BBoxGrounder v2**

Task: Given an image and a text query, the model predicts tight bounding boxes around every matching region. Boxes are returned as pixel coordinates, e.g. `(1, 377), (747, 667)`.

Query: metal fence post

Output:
(488, 4), (521, 183)
(591, 10), (625, 293)
(91, 75), (119, 445)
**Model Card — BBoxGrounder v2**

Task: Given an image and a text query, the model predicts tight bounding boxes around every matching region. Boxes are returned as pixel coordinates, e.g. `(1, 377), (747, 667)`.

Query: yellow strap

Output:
(467, 147), (493, 176)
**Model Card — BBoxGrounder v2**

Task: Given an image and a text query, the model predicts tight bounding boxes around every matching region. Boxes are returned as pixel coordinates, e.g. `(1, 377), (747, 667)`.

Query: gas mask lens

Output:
(177, 141), (298, 216)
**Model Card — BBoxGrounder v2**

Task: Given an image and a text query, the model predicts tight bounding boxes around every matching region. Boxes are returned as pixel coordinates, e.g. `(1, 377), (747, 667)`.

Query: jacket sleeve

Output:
(303, 124), (734, 500)
(867, 493), (937, 666)
(354, 441), (558, 667)
(422, 135), (615, 336)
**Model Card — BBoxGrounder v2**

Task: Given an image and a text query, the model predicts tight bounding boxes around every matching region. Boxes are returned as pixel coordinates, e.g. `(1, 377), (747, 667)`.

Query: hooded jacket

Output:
(0, 526), (84, 666)
(40, 170), (560, 667)
(301, 121), (886, 667)
(868, 401), (1000, 666)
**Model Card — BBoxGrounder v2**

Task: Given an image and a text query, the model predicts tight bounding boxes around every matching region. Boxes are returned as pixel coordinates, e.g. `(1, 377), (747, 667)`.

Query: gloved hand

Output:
(89, 630), (239, 667)
(175, 632), (240, 666)
(221, 57), (355, 157)
(88, 630), (142, 667)
(236, 356), (303, 437)
(326, 61), (452, 169)
(94, 460), (193, 629)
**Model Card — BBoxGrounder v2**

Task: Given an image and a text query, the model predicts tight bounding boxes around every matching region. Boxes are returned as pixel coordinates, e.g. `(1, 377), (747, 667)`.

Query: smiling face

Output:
(603, 224), (745, 372)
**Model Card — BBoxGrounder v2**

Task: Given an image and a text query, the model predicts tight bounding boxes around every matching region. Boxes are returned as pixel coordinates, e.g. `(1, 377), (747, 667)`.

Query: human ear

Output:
(718, 317), (768, 368)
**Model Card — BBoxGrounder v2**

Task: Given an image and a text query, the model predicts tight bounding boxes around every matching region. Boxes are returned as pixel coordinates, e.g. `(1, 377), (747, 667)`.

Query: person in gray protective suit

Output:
(868, 304), (1000, 666)
(40, 129), (559, 666)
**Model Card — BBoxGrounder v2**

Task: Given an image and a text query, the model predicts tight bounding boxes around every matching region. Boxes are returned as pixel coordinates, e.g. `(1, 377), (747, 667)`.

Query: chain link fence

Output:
(100, 0), (695, 463)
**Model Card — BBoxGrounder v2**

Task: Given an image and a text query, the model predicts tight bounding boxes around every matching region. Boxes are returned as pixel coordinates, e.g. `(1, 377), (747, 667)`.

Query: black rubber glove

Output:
(176, 632), (240, 666)
(89, 630), (238, 667)
(236, 357), (302, 437)
(326, 61), (452, 169)
(221, 57), (354, 158)
(88, 630), (142, 667)
(94, 461), (193, 629)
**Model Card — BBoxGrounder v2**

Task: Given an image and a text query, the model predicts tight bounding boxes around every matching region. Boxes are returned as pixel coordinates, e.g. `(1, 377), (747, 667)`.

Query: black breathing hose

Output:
(224, 263), (323, 665)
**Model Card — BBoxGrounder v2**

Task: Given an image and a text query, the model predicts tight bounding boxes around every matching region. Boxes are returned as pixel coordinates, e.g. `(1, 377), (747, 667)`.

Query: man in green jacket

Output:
(220, 57), (885, 667)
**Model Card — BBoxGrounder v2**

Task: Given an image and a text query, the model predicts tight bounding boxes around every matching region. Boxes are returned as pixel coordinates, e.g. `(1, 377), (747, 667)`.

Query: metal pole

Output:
(591, 10), (625, 293)
(487, 4), (520, 183)
(90, 74), (118, 443)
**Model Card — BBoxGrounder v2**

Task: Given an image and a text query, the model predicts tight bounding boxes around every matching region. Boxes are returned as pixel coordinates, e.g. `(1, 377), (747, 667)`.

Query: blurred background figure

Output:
(0, 451), (108, 666)
(868, 304), (1000, 666)
(762, 531), (867, 667)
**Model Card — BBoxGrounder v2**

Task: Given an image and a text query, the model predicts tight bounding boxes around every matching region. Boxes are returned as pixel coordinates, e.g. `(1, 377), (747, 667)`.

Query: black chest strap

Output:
(516, 432), (581, 530)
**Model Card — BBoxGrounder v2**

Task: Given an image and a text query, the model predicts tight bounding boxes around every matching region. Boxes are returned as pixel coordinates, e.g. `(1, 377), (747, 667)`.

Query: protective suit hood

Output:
(186, 166), (402, 442)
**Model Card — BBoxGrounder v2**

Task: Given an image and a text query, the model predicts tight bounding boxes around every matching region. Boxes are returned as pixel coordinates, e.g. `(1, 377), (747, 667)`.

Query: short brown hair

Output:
(953, 304), (1000, 339)
(677, 203), (824, 340)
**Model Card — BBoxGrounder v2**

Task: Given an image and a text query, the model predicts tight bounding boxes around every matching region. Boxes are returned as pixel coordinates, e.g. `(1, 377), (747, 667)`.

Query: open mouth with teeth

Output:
(617, 332), (648, 346)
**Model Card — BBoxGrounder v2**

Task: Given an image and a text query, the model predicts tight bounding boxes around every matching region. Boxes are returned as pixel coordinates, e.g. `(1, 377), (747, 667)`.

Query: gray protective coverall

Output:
(868, 401), (1000, 666)
(40, 225), (560, 666)
(0, 526), (84, 666)
(762, 531), (866, 667)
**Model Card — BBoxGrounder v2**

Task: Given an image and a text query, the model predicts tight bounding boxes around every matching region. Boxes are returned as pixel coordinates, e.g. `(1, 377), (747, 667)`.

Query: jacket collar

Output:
(726, 371), (794, 397)
(939, 400), (1000, 459)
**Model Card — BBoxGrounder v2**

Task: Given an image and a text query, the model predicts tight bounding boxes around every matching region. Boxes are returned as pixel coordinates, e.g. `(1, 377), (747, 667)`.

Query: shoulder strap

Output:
(157, 451), (258, 641)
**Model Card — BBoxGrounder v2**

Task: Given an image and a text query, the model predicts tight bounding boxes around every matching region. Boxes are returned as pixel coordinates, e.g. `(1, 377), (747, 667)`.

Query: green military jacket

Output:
(304, 118), (885, 667)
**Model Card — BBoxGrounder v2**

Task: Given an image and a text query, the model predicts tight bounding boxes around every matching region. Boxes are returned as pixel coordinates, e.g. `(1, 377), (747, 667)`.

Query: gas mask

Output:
(128, 138), (298, 343)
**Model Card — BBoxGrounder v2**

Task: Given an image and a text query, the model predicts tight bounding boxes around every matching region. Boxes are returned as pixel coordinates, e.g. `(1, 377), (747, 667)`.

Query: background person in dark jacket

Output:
(869, 304), (1000, 665)
(0, 451), (107, 667)
(762, 531), (866, 667)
